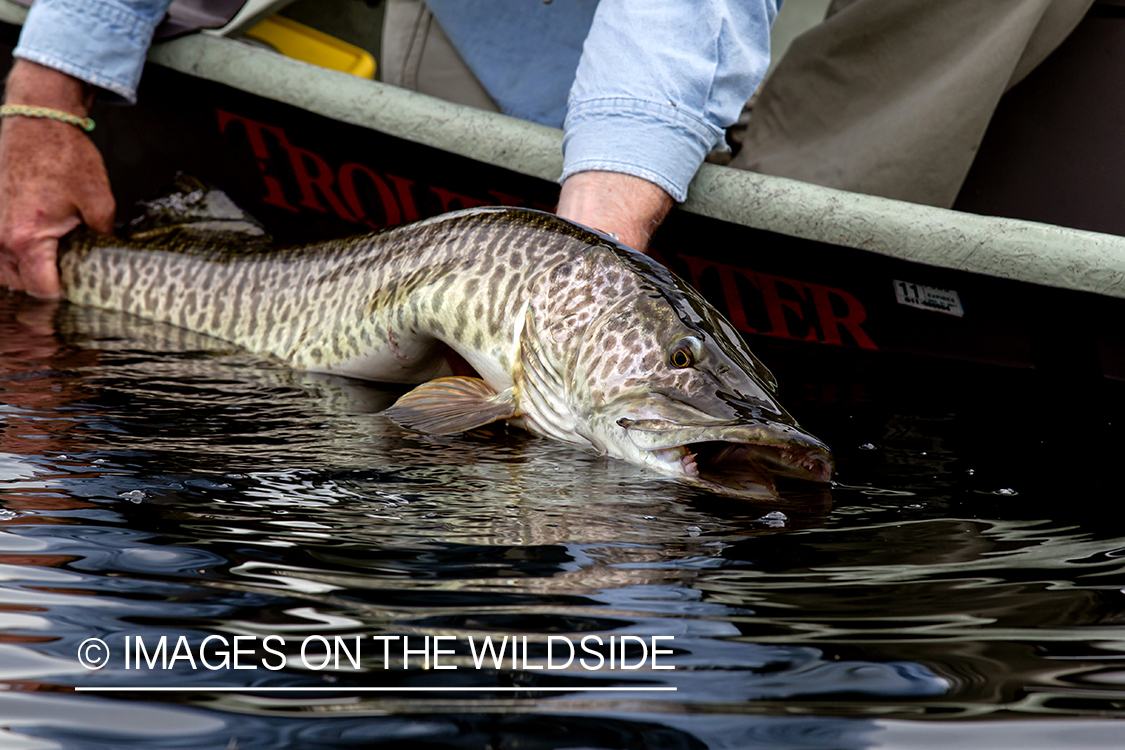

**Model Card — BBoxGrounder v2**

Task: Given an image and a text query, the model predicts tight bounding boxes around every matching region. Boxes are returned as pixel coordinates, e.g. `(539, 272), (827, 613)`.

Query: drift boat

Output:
(2, 0), (1125, 382)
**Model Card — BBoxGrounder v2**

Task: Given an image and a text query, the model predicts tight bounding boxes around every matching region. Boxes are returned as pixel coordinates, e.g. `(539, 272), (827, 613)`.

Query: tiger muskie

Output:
(59, 182), (832, 500)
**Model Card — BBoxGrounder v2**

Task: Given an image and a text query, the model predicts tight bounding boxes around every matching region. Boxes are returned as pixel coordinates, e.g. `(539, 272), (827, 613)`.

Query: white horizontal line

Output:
(76, 686), (676, 693)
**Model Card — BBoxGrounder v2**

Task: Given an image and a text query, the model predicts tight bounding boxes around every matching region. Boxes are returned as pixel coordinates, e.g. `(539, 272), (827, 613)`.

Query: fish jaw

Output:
(606, 417), (834, 501)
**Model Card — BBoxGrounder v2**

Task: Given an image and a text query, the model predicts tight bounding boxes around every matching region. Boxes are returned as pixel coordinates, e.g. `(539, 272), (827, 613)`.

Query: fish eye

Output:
(668, 337), (701, 369)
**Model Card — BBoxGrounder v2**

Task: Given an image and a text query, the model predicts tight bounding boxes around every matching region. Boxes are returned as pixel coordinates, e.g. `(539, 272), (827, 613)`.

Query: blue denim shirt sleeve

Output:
(426, 0), (598, 128)
(13, 0), (173, 103)
(563, 0), (778, 202)
(429, 0), (776, 203)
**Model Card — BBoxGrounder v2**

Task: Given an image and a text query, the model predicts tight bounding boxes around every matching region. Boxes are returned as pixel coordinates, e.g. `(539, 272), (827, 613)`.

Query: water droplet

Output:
(965, 469), (975, 475)
(685, 525), (702, 537)
(859, 443), (876, 451)
(758, 511), (788, 528)
(995, 488), (1018, 496)
(120, 490), (145, 504)
(643, 516), (656, 521)
(92, 458), (107, 464)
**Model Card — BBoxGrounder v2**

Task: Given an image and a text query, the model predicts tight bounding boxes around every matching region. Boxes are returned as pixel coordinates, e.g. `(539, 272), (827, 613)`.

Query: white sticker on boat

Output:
(893, 280), (965, 317)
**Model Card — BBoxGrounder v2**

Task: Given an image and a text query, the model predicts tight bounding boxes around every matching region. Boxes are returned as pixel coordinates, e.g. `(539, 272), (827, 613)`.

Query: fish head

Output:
(527, 245), (833, 501)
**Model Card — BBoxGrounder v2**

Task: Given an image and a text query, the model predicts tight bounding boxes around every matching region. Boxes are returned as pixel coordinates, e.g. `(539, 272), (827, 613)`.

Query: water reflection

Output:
(2, 291), (1125, 748)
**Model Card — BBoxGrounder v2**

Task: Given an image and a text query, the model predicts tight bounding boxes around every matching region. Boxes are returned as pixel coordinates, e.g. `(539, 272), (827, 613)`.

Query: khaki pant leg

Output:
(731, 0), (1094, 207)
(380, 0), (500, 113)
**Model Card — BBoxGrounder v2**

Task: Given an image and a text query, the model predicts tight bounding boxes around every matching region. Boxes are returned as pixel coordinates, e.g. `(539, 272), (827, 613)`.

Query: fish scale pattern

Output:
(60, 208), (600, 386)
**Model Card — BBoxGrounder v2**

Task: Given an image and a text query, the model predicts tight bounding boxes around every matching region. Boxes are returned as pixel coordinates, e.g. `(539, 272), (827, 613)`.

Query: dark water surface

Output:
(2, 290), (1124, 749)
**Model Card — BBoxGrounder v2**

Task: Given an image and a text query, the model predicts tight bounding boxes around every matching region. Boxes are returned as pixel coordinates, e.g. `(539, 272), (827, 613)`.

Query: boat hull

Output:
(1, 21), (1121, 382)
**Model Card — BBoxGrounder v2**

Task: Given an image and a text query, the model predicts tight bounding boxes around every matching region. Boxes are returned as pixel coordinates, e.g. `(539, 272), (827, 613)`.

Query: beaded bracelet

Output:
(0, 104), (95, 132)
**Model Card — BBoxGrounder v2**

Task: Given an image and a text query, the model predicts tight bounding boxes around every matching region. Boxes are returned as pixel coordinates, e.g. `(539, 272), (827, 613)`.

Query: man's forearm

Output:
(4, 58), (96, 112)
(556, 170), (673, 253)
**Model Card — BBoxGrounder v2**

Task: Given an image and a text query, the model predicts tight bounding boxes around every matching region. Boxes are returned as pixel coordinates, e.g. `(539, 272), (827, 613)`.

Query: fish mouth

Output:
(619, 419), (834, 500)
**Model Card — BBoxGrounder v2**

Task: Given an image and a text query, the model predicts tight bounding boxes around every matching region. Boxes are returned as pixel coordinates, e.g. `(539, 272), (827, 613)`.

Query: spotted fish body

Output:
(62, 208), (583, 386)
(60, 198), (832, 500)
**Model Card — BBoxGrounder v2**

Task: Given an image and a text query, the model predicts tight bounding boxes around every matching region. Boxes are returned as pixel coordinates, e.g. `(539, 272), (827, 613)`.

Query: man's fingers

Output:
(80, 187), (115, 235)
(16, 237), (63, 299)
(0, 258), (16, 290)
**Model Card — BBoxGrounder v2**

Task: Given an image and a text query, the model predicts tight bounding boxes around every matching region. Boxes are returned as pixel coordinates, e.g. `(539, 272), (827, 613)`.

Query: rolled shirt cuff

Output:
(13, 0), (166, 103)
(561, 97), (726, 203)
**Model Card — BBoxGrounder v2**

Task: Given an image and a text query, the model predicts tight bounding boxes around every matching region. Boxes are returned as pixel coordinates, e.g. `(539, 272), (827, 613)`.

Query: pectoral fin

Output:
(383, 376), (517, 435)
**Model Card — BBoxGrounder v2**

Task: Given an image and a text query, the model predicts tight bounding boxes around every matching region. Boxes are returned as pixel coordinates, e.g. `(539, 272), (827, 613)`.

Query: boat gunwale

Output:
(1, 0), (1123, 300)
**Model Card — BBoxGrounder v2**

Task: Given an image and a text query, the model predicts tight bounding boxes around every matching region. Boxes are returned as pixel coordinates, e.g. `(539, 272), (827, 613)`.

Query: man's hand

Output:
(556, 170), (673, 253)
(0, 60), (114, 298)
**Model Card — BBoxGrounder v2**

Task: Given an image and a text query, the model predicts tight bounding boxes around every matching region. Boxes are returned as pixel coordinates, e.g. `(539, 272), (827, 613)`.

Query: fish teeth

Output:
(650, 445), (698, 478)
(681, 450), (700, 478)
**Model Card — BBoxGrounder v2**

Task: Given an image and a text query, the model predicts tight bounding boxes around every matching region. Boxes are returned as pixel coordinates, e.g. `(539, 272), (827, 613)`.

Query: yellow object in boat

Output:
(243, 15), (377, 79)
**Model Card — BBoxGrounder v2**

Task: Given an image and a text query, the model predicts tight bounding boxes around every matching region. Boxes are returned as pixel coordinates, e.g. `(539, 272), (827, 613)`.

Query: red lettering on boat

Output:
(215, 110), (299, 213)
(680, 255), (877, 351)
